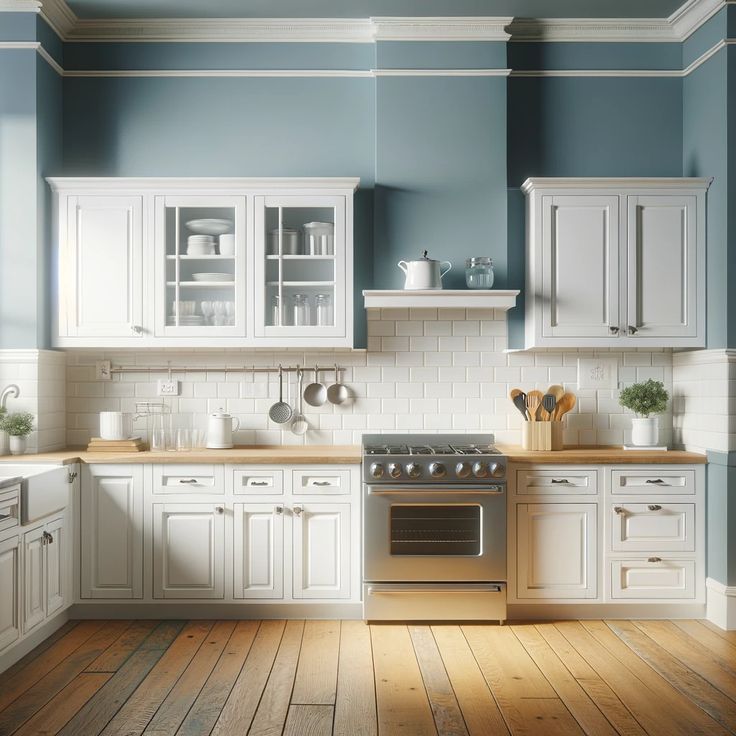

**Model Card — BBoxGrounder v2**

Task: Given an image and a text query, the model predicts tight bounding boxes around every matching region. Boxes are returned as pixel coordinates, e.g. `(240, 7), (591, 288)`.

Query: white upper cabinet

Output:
(523, 178), (708, 349)
(49, 178), (358, 348)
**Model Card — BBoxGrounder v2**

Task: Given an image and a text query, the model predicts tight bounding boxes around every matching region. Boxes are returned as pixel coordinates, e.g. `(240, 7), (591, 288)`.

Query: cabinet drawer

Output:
(0, 486), (20, 533)
(610, 503), (694, 552)
(515, 468), (598, 495)
(611, 469), (696, 495)
(610, 558), (695, 599)
(152, 465), (224, 494)
(233, 469), (283, 495)
(292, 469), (351, 495)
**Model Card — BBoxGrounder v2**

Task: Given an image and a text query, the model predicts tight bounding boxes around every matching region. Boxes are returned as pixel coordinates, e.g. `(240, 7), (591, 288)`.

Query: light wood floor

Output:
(1, 619), (735, 735)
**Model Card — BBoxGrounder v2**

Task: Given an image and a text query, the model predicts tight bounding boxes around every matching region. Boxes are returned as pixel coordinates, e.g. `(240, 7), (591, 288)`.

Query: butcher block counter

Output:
(499, 445), (706, 464)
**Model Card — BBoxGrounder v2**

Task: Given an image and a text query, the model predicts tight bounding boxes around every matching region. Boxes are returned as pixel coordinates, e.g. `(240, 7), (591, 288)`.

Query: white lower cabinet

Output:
(153, 503), (225, 599)
(516, 503), (597, 600)
(81, 465), (143, 599)
(23, 516), (68, 634)
(610, 558), (696, 599)
(292, 503), (351, 600)
(234, 503), (284, 599)
(0, 535), (21, 651)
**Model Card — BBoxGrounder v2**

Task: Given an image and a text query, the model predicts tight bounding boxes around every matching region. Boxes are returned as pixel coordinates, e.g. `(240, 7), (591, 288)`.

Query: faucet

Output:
(0, 384), (19, 411)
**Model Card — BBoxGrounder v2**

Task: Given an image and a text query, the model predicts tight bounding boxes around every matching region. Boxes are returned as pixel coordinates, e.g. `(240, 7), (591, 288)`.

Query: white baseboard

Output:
(508, 602), (707, 620)
(0, 610), (70, 675)
(706, 578), (736, 630)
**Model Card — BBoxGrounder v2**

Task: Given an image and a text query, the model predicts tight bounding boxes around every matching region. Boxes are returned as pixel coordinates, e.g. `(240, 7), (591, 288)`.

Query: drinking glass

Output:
(150, 413), (172, 451)
(200, 301), (213, 325)
(213, 301), (226, 326)
(224, 301), (235, 325)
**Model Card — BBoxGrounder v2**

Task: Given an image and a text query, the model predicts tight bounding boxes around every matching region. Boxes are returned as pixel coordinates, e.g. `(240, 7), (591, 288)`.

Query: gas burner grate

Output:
(365, 445), (409, 455)
(408, 446), (435, 455)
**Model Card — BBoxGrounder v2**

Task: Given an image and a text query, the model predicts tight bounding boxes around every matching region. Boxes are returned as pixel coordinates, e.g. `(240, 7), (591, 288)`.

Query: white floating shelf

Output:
(363, 289), (519, 309)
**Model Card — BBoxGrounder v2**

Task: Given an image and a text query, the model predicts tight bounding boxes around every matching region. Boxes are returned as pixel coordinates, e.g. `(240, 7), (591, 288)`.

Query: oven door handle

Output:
(367, 486), (504, 495)
(367, 585), (504, 594)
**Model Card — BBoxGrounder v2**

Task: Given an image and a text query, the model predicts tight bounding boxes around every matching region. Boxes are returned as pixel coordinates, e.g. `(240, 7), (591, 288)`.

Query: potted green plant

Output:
(0, 411), (35, 455)
(618, 379), (669, 447)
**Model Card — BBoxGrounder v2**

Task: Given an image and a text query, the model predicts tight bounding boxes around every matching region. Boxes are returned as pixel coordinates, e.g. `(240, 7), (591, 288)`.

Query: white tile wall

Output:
(0, 349), (66, 454)
(673, 349), (736, 453)
(64, 309), (673, 448)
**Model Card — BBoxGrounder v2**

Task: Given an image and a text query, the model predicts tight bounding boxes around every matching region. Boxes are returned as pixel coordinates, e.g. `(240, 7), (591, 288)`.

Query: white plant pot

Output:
(8, 435), (27, 455)
(631, 417), (658, 447)
(0, 430), (8, 456)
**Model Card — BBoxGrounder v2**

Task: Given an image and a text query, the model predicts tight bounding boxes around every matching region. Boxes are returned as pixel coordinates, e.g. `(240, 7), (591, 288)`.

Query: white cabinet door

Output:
(23, 527), (46, 633)
(81, 466), (143, 599)
(292, 503), (350, 599)
(541, 195), (619, 339)
(153, 504), (225, 599)
(62, 195), (144, 338)
(517, 503), (597, 599)
(626, 195), (699, 339)
(233, 503), (284, 599)
(0, 535), (20, 651)
(44, 517), (67, 617)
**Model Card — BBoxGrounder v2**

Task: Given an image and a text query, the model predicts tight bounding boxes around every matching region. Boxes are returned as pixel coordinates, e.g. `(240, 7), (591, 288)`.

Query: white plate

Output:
(186, 219), (233, 235)
(188, 234), (215, 241)
(186, 248), (216, 255)
(192, 272), (232, 282)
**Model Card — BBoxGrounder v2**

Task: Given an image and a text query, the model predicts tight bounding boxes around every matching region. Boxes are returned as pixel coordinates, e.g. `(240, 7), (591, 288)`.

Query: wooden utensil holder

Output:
(522, 421), (564, 451)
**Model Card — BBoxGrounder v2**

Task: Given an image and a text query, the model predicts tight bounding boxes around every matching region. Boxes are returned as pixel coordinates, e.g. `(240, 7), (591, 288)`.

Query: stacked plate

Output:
(187, 235), (215, 256)
(169, 315), (205, 326)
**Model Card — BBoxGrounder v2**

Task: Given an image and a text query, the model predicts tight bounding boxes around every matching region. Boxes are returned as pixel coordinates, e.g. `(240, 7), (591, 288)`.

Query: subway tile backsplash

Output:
(63, 309), (674, 448)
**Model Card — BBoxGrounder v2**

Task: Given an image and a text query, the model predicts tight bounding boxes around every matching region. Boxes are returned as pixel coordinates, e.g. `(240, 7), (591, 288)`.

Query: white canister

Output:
(99, 411), (132, 440)
(206, 409), (240, 449)
(303, 222), (334, 256)
(219, 233), (235, 256)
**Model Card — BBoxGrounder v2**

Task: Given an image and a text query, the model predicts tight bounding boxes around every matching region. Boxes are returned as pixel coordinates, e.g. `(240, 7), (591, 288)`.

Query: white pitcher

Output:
(206, 409), (240, 449)
(398, 251), (452, 290)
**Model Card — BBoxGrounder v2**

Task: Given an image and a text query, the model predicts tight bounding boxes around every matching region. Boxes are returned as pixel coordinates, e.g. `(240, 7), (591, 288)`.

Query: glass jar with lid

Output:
(314, 293), (333, 326)
(465, 257), (494, 289)
(292, 293), (311, 326)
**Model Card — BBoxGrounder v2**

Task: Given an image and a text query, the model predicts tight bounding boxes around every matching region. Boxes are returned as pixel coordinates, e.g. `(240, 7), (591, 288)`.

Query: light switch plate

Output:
(577, 358), (618, 390)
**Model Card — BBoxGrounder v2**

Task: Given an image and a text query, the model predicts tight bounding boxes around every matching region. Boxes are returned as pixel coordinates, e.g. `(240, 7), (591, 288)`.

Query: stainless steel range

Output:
(362, 433), (507, 622)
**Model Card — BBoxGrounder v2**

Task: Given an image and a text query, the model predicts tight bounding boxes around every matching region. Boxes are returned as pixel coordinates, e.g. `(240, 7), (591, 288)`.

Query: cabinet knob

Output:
(647, 504), (662, 511)
(628, 325), (639, 335)
(614, 506), (626, 515)
(647, 556), (662, 563)
(130, 325), (143, 335)
(608, 326), (620, 334)
(275, 505), (284, 515)
(215, 506), (224, 514)
(293, 505), (303, 517)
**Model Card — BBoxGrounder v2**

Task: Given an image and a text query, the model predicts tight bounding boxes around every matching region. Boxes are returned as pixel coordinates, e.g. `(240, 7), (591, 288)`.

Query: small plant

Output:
(1, 411), (34, 437)
(618, 380), (669, 418)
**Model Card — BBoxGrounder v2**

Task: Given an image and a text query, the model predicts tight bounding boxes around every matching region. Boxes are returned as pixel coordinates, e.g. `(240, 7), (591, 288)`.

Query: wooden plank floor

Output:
(0, 619), (734, 735)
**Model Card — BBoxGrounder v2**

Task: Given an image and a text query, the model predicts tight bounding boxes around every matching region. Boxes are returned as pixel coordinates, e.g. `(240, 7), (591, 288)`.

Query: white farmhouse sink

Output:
(0, 464), (70, 524)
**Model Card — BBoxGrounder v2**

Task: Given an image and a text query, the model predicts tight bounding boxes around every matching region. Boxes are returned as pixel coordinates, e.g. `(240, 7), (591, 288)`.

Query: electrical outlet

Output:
(157, 380), (180, 396)
(95, 361), (112, 381)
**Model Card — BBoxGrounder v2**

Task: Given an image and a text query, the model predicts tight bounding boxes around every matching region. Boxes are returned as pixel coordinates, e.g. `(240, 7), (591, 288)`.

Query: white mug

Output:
(99, 411), (132, 440)
(219, 233), (235, 256)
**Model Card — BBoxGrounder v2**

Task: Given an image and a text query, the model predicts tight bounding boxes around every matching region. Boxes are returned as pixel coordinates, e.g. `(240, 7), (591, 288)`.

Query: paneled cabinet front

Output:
(81, 465), (143, 599)
(0, 535), (21, 651)
(49, 178), (358, 348)
(523, 179), (708, 349)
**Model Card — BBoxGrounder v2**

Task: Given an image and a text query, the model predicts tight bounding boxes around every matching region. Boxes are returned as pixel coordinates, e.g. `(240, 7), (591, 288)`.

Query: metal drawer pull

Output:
(609, 326), (619, 334)
(68, 471), (78, 483)
(0, 513), (11, 520)
(647, 557), (662, 563)
(293, 505), (303, 516)
(275, 505), (284, 515)
(550, 479), (570, 484)
(645, 479), (667, 485)
(179, 479), (199, 485)
(311, 480), (333, 486)
(250, 481), (269, 486)
(368, 585), (503, 595)
(43, 531), (53, 545)
(614, 506), (626, 515)
(647, 504), (662, 511)
(628, 325), (639, 335)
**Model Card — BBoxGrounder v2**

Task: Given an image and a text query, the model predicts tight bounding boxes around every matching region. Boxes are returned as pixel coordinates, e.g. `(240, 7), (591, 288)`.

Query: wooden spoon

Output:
(554, 392), (577, 420)
(547, 384), (565, 402)
(526, 390), (544, 422)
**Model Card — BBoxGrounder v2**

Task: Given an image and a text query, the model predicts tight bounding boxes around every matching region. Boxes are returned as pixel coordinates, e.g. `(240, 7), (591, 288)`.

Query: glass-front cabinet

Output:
(50, 177), (358, 348)
(154, 196), (246, 337)
(254, 196), (348, 341)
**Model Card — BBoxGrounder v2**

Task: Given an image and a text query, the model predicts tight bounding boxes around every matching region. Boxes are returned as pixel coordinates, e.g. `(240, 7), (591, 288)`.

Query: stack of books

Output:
(86, 437), (147, 453)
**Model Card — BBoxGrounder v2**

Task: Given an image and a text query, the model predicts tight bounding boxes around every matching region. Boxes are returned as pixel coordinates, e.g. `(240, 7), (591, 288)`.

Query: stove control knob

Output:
(406, 462), (422, 479)
(429, 462), (446, 479)
(388, 463), (402, 479)
(369, 462), (384, 479)
(455, 462), (473, 479)
(489, 462), (506, 479)
(472, 461), (489, 478)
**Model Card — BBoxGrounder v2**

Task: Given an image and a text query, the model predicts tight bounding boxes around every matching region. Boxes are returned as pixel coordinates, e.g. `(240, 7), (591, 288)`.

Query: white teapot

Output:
(206, 408), (240, 449)
(398, 251), (452, 290)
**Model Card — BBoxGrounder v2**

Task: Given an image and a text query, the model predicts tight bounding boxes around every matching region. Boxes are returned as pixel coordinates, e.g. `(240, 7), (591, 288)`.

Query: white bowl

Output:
(192, 272), (232, 282)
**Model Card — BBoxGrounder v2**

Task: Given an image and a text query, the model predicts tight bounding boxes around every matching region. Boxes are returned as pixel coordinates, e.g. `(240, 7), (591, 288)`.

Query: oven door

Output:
(363, 485), (506, 582)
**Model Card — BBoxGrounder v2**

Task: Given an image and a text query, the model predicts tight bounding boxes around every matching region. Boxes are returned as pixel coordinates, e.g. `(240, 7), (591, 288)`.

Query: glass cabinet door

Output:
(254, 196), (346, 338)
(154, 196), (246, 337)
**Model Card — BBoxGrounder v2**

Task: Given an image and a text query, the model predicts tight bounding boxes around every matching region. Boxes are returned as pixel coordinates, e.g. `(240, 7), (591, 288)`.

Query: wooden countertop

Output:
(0, 445), (363, 465)
(0, 445), (706, 466)
(498, 445), (707, 464)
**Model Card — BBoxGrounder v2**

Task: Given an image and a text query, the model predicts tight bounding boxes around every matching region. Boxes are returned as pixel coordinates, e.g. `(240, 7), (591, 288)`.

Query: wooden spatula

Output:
(510, 388), (528, 420)
(526, 390), (544, 422)
(554, 392), (576, 420)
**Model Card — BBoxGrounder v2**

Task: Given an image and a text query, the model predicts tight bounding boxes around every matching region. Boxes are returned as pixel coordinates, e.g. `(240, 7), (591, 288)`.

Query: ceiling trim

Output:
(24, 0), (736, 44)
(62, 67), (375, 77)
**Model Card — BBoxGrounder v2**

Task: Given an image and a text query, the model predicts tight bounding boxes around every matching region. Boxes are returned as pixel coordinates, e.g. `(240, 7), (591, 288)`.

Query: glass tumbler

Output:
(292, 293), (311, 326)
(150, 413), (172, 451)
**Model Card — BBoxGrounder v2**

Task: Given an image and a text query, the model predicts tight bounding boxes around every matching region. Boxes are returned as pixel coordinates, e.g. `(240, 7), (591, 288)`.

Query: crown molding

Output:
(507, 17), (675, 42)
(371, 16), (511, 41)
(668, 0), (727, 40)
(0, 0), (40, 10)
(39, 0), (76, 38)
(61, 67), (374, 77)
